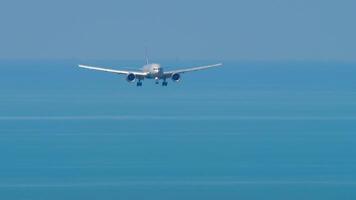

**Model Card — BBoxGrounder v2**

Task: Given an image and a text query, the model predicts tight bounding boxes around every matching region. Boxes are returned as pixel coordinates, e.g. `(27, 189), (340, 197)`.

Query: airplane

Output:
(78, 60), (222, 86)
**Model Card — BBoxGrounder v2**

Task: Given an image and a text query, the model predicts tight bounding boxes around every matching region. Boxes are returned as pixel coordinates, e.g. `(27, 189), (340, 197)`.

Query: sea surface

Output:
(0, 60), (355, 199)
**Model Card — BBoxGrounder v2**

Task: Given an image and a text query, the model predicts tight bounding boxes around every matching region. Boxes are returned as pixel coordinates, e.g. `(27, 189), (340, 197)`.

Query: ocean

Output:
(0, 60), (355, 199)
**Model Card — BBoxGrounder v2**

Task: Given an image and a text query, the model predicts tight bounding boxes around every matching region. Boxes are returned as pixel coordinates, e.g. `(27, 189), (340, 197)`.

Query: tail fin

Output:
(145, 48), (149, 65)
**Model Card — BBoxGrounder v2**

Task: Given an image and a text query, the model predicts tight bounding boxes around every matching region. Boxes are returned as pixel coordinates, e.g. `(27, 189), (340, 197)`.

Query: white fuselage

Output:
(141, 63), (163, 79)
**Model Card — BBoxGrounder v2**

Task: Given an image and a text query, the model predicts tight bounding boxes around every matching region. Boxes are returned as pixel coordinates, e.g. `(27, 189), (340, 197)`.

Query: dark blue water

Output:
(0, 60), (356, 199)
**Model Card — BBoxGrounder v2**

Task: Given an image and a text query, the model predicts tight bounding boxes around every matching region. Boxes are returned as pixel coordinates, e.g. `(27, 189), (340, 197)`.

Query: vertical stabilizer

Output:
(145, 48), (149, 65)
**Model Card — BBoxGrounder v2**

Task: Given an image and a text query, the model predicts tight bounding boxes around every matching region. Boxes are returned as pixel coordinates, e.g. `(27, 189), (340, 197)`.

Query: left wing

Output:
(164, 63), (222, 77)
(78, 64), (147, 76)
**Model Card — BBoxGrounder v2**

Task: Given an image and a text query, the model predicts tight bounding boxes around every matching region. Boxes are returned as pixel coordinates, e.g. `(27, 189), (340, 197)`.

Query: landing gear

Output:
(155, 77), (159, 84)
(137, 81), (142, 87)
(162, 81), (168, 86)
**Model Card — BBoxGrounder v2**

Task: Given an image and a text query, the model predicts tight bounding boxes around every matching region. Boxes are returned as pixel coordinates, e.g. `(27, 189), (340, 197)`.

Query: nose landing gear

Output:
(137, 81), (142, 87)
(162, 81), (168, 86)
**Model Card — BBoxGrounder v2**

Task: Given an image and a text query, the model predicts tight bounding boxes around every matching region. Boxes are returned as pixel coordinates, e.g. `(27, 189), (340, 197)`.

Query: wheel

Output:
(162, 82), (168, 86)
(137, 82), (142, 86)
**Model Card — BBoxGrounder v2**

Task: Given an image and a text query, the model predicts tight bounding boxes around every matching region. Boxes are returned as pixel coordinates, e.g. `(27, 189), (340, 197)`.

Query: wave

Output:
(0, 115), (356, 121)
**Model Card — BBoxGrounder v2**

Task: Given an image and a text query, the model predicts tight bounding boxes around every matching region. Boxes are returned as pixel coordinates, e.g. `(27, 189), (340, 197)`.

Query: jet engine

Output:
(171, 73), (181, 82)
(126, 73), (136, 82)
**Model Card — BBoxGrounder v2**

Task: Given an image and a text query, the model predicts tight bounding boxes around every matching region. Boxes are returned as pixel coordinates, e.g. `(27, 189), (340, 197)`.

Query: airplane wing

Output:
(78, 64), (147, 76)
(164, 63), (222, 76)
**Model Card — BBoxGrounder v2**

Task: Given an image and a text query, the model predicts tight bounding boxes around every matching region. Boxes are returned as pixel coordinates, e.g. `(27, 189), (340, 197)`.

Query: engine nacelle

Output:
(171, 73), (181, 82)
(126, 73), (136, 82)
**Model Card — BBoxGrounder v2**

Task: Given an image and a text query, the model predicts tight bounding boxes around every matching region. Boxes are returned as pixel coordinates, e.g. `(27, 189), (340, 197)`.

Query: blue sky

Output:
(0, 0), (355, 60)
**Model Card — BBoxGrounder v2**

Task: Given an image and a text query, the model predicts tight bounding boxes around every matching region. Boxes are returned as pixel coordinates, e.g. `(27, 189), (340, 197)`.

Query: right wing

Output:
(78, 64), (147, 76)
(164, 63), (222, 76)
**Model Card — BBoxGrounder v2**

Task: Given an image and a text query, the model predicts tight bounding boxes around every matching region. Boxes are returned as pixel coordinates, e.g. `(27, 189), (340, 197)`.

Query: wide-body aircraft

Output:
(78, 60), (222, 86)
